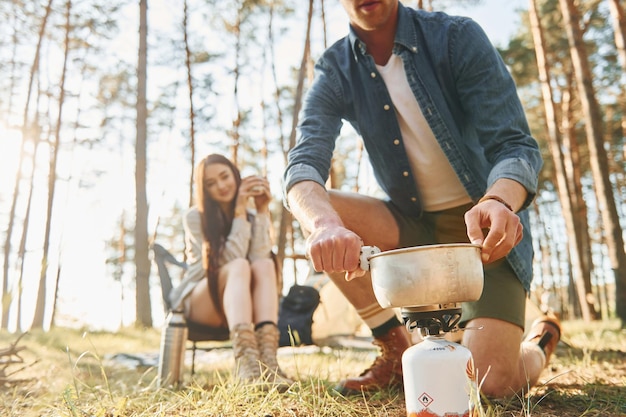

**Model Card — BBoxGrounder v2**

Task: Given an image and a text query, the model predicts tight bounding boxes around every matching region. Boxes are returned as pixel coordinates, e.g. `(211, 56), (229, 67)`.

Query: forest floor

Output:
(0, 319), (624, 416)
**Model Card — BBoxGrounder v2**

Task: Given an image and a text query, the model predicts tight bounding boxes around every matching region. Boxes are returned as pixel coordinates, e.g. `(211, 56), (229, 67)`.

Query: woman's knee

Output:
(221, 258), (252, 281)
(250, 258), (277, 281)
(251, 257), (274, 270)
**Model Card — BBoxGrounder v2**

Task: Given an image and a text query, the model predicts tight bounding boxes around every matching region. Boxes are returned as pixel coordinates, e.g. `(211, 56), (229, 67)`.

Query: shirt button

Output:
(403, 171), (409, 177)
(384, 104), (390, 111)
(370, 72), (376, 78)
(411, 197), (417, 202)
(393, 139), (400, 145)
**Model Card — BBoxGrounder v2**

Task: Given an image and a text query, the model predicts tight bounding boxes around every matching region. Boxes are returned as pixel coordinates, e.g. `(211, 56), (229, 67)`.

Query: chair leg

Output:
(191, 341), (197, 376)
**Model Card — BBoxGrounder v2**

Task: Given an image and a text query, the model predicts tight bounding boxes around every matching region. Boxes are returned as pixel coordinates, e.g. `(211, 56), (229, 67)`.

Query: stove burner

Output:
(401, 303), (462, 336)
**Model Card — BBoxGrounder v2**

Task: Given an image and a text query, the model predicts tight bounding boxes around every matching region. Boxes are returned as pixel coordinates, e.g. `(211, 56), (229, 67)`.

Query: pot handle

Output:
(359, 246), (381, 271)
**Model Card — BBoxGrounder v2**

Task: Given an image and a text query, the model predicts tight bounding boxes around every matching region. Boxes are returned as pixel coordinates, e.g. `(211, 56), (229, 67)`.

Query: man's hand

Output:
(464, 199), (523, 263)
(306, 224), (366, 281)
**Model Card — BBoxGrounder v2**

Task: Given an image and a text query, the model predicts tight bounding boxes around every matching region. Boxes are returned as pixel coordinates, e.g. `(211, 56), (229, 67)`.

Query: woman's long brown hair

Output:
(194, 154), (242, 317)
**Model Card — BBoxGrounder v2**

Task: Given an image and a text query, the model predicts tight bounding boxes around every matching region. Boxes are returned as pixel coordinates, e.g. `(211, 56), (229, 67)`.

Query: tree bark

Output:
(2, 0), (54, 330)
(183, 0), (196, 209)
(265, 0), (287, 272)
(528, 0), (597, 320)
(15, 119), (43, 331)
(559, 0), (626, 325)
(230, 0), (243, 163)
(560, 80), (595, 317)
(135, 0), (152, 327)
(607, 0), (626, 201)
(32, 0), (72, 329)
(276, 0), (314, 267)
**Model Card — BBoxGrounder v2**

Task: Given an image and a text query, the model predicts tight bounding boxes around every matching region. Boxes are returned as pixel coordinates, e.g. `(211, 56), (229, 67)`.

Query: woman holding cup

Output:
(169, 153), (291, 388)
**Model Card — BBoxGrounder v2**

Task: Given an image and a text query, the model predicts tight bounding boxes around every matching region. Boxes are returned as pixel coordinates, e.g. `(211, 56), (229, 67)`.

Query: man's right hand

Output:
(306, 224), (366, 281)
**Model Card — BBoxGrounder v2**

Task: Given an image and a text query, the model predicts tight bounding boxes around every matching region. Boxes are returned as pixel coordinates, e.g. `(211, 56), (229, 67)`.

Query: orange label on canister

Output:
(407, 410), (469, 417)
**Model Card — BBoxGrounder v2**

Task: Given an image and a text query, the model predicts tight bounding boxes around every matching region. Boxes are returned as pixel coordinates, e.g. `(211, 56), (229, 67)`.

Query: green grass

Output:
(0, 320), (624, 416)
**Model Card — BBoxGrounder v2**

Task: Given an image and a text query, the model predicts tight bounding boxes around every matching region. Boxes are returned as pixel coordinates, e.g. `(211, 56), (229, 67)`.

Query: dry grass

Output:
(0, 319), (624, 416)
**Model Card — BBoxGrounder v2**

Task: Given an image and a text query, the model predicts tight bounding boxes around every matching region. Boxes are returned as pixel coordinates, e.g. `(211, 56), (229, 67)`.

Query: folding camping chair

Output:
(152, 243), (230, 375)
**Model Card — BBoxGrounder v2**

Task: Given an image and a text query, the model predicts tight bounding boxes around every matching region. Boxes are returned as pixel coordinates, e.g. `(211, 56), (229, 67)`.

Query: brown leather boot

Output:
(524, 314), (561, 365)
(230, 323), (262, 383)
(255, 323), (294, 391)
(335, 325), (412, 395)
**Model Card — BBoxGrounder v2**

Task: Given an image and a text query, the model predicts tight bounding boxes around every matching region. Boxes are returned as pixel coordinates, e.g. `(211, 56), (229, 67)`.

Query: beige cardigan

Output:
(168, 206), (273, 311)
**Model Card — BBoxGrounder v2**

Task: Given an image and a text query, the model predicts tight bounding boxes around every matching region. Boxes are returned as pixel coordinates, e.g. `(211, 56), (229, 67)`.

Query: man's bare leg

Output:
(463, 317), (555, 398)
(326, 189), (399, 305)
(325, 191), (412, 394)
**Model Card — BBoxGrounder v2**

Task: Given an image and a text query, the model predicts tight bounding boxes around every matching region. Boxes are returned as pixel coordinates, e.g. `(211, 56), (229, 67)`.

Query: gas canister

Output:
(403, 335), (478, 417)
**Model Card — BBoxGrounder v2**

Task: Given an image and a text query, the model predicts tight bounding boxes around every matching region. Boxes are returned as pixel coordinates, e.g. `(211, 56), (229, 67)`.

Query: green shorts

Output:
(385, 201), (527, 330)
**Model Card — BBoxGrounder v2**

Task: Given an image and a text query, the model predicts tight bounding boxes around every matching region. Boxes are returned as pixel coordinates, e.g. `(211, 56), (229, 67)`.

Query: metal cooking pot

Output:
(359, 244), (484, 309)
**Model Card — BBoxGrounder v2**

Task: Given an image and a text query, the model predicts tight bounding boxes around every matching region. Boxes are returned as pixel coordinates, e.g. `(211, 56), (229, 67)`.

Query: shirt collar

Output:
(348, 3), (419, 62)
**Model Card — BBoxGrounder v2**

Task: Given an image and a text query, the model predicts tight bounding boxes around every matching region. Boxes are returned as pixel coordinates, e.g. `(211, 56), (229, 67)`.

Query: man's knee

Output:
(478, 369), (520, 399)
(328, 190), (398, 248)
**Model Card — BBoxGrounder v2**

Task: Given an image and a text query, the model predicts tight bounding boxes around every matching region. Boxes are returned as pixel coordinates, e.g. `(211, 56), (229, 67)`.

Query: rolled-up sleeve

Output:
(488, 157), (540, 210)
(282, 163), (327, 201)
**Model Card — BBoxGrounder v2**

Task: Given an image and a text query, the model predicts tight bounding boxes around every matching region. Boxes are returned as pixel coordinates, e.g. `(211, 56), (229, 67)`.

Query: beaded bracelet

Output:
(478, 195), (513, 212)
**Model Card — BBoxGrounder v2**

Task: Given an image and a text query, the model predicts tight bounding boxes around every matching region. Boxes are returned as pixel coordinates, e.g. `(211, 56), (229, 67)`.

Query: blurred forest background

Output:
(0, 0), (624, 334)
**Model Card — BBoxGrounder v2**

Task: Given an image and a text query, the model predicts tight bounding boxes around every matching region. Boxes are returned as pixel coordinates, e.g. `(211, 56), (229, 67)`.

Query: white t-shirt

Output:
(376, 54), (471, 211)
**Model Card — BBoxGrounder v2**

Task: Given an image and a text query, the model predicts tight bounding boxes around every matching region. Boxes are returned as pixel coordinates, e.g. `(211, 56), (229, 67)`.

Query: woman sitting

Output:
(169, 153), (292, 388)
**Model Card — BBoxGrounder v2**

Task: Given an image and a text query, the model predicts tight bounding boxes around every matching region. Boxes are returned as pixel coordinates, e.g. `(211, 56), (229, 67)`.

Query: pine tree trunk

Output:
(276, 0), (314, 266)
(16, 130), (42, 331)
(231, 0), (243, 164)
(559, 0), (626, 326)
(609, 0), (626, 124)
(560, 82), (594, 314)
(528, 0), (597, 320)
(135, 0), (152, 328)
(183, 0), (196, 209)
(32, 0), (72, 329)
(266, 0), (288, 271)
(2, 0), (54, 330)
(607, 0), (626, 201)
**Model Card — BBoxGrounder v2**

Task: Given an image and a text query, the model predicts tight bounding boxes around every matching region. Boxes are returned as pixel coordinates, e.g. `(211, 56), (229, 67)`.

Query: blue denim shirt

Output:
(283, 4), (543, 291)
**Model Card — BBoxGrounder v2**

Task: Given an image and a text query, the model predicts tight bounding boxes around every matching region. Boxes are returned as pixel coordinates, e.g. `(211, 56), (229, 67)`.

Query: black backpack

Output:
(277, 284), (320, 347)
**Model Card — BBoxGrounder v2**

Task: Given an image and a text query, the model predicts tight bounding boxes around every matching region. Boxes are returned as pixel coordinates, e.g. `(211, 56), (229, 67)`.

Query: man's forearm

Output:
(287, 180), (343, 234)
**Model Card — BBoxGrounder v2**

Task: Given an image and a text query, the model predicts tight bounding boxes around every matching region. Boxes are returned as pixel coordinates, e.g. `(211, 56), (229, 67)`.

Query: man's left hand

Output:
(464, 200), (523, 263)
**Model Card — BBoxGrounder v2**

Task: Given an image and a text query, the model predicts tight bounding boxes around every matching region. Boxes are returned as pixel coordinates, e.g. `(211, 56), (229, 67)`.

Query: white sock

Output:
(357, 303), (397, 329)
(521, 340), (547, 369)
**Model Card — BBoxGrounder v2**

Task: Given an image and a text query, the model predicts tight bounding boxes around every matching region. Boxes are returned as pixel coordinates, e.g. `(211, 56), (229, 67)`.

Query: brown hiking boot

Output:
(230, 323), (262, 382)
(255, 323), (294, 391)
(335, 325), (412, 395)
(524, 314), (561, 365)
